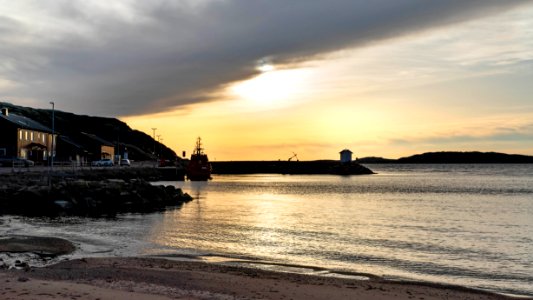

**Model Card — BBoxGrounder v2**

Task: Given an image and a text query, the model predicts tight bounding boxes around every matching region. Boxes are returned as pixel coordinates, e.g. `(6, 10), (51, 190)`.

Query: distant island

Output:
(357, 151), (533, 164)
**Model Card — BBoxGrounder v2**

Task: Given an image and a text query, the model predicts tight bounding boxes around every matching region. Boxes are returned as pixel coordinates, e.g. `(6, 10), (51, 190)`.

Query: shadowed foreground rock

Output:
(0, 236), (75, 257)
(0, 177), (192, 217)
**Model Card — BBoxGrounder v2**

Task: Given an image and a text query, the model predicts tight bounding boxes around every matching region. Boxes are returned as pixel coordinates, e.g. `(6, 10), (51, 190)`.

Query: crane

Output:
(288, 152), (299, 162)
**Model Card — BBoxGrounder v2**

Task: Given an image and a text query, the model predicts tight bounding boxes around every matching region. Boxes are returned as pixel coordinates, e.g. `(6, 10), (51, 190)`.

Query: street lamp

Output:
(151, 128), (157, 155)
(159, 137), (164, 158)
(50, 101), (55, 171)
(116, 128), (120, 161)
(156, 134), (160, 159)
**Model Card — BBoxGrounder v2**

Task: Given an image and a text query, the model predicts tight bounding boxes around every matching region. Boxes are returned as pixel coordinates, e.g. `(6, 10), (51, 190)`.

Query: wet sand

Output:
(0, 257), (523, 300)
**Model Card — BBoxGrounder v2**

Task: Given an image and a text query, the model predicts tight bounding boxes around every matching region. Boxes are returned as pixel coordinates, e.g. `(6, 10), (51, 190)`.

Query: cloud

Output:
(0, 0), (530, 116)
(389, 122), (533, 149)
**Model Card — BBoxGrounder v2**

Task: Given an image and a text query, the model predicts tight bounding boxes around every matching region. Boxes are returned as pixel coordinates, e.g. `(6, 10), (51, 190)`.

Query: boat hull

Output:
(186, 169), (211, 180)
(186, 137), (212, 181)
(186, 173), (211, 181)
(186, 160), (212, 181)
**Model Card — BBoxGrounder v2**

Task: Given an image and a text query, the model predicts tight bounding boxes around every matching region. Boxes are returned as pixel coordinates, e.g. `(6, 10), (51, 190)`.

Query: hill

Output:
(359, 151), (533, 164)
(355, 157), (396, 163)
(1, 102), (175, 161)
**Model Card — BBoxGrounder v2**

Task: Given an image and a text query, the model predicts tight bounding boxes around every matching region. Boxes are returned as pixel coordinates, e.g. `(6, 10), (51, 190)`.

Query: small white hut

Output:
(339, 149), (353, 163)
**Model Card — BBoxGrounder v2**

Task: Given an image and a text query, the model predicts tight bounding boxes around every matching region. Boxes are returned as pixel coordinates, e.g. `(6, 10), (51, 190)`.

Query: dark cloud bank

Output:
(0, 0), (529, 116)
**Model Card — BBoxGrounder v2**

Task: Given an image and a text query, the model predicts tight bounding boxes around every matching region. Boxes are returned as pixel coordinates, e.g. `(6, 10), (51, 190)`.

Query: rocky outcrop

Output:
(0, 236), (75, 257)
(0, 176), (192, 217)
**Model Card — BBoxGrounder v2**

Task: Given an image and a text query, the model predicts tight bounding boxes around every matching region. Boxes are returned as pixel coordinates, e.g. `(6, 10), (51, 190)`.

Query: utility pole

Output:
(48, 101), (55, 189)
(159, 137), (164, 159)
(151, 128), (157, 156)
(157, 134), (161, 158)
(50, 101), (55, 170)
(151, 128), (157, 167)
(116, 128), (120, 163)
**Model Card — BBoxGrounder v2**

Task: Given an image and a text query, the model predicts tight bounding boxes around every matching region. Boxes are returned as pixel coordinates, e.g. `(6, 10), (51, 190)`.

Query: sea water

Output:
(1, 164), (532, 296)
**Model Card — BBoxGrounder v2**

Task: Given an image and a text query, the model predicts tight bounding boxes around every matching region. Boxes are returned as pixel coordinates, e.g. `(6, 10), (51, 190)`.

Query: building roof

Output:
(340, 149), (353, 154)
(80, 132), (114, 147)
(0, 112), (53, 133)
(58, 135), (88, 153)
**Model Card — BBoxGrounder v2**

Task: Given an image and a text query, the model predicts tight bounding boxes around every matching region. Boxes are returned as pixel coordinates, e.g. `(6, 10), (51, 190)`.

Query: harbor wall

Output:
(211, 161), (374, 175)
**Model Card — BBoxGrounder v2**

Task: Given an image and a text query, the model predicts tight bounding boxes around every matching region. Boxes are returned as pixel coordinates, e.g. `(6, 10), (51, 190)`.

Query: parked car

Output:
(119, 159), (131, 166)
(91, 159), (114, 167)
(0, 157), (35, 167)
(159, 159), (175, 167)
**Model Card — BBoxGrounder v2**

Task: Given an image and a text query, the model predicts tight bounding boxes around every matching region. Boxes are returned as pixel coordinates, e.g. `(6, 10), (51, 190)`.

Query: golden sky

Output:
(122, 5), (533, 160)
(2, 1), (533, 160)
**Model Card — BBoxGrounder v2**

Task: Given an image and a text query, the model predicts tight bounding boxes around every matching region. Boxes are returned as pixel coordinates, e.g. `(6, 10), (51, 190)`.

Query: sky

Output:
(1, 0), (533, 160)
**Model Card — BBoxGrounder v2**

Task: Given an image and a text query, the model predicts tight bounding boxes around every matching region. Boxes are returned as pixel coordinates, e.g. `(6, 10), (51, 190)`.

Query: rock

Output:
(0, 236), (76, 256)
(180, 192), (193, 201)
(15, 261), (29, 269)
(106, 179), (126, 184)
(0, 170), (194, 217)
(54, 200), (72, 210)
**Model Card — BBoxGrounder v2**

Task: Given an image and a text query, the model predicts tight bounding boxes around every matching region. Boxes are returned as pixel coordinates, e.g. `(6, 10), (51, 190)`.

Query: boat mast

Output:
(195, 137), (203, 156)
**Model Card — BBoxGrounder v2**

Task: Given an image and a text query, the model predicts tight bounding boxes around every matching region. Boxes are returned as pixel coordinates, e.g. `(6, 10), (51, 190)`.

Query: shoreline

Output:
(1, 230), (531, 299)
(1, 256), (526, 300)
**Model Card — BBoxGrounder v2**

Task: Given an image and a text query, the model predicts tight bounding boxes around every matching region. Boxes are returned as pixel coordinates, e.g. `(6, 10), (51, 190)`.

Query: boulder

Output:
(0, 236), (76, 256)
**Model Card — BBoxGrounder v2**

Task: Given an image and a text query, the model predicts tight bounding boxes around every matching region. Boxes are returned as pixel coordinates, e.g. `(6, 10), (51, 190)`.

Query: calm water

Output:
(1, 164), (532, 296)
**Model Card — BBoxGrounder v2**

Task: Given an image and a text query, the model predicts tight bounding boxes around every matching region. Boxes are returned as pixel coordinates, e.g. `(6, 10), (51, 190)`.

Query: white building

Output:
(339, 149), (353, 163)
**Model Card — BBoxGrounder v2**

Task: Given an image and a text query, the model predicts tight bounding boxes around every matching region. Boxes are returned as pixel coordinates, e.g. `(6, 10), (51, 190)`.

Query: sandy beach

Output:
(0, 257), (523, 300)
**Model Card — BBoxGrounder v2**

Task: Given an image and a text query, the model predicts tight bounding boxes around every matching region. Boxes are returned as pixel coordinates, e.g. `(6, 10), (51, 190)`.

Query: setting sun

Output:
(229, 68), (311, 107)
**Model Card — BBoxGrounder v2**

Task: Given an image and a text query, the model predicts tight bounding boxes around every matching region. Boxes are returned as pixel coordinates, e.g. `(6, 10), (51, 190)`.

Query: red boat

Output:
(186, 137), (212, 181)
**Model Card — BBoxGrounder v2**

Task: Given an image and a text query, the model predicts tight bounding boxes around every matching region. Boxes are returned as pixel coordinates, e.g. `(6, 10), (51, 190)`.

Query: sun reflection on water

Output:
(146, 168), (533, 296)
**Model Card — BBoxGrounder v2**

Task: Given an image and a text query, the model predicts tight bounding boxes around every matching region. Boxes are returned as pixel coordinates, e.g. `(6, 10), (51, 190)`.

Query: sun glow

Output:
(230, 68), (310, 107)
(257, 63), (275, 72)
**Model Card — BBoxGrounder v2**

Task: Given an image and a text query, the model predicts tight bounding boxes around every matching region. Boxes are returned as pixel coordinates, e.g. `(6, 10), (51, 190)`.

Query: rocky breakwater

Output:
(0, 176), (192, 217)
(212, 160), (375, 175)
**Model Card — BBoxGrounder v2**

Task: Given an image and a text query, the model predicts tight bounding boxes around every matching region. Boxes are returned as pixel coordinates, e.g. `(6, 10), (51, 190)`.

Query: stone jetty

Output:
(211, 160), (375, 175)
(0, 169), (192, 217)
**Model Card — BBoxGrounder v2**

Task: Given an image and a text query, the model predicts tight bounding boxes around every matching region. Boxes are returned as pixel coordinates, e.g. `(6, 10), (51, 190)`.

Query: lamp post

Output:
(50, 101), (55, 171)
(159, 137), (164, 159)
(151, 128), (157, 156)
(115, 127), (120, 163)
(151, 128), (157, 167)
(156, 134), (161, 158)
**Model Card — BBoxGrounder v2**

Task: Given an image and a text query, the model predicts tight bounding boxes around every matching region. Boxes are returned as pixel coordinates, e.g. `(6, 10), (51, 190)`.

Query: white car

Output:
(120, 159), (131, 166)
(91, 159), (114, 167)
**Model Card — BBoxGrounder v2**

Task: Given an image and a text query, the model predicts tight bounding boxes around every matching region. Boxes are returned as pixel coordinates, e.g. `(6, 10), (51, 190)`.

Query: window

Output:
(0, 148), (5, 156)
(19, 131), (22, 140)
(30, 132), (34, 141)
(25, 131), (28, 140)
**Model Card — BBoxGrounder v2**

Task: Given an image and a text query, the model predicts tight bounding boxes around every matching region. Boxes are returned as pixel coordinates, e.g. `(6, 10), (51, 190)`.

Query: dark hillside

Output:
(1, 102), (176, 161)
(397, 151), (533, 163)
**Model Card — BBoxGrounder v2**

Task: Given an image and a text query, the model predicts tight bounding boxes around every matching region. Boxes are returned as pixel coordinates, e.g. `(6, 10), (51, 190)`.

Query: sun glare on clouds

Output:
(230, 66), (311, 108)
(122, 4), (533, 160)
